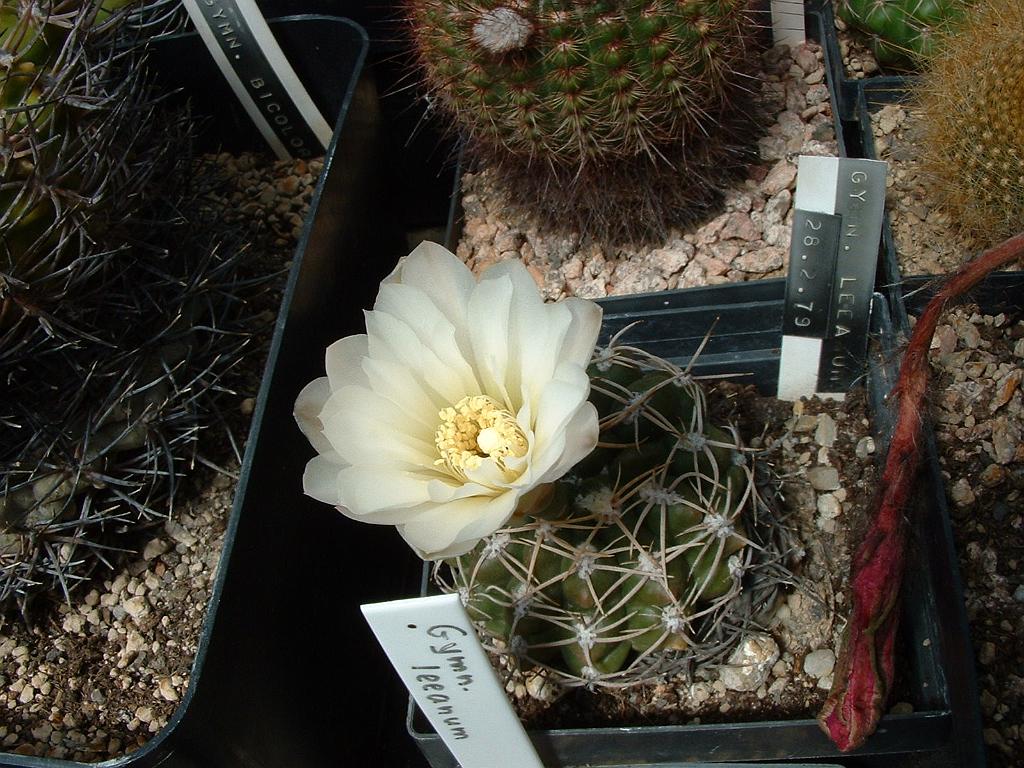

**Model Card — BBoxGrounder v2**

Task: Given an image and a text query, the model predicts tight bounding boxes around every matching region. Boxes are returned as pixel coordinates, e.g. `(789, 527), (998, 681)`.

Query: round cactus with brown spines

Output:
(436, 342), (796, 687)
(408, 0), (757, 167)
(405, 0), (765, 239)
(915, 0), (1024, 248)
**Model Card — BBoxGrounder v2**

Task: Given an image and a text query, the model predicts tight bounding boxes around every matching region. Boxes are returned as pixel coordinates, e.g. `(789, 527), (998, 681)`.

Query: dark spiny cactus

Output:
(0, 1), (259, 614)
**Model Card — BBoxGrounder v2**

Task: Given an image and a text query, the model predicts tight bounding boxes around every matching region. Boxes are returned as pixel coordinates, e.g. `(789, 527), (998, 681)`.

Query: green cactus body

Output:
(836, 0), (972, 68)
(439, 345), (787, 687)
(408, 0), (755, 167)
(916, 0), (1024, 247)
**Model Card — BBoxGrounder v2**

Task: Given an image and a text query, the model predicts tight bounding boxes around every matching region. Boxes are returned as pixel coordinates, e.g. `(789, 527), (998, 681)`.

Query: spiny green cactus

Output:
(916, 0), (1024, 247)
(406, 0), (764, 239)
(836, 0), (972, 68)
(409, 0), (757, 166)
(437, 343), (795, 686)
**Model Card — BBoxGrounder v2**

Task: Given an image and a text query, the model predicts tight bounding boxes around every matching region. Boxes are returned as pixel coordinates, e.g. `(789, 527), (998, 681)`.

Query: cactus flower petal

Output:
(295, 242), (602, 559)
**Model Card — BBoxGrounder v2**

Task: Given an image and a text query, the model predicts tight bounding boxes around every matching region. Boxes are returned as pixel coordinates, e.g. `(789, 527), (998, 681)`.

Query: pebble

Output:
(793, 414), (818, 433)
(525, 673), (555, 702)
(690, 682), (711, 704)
(142, 539), (169, 561)
(989, 417), (1021, 465)
(950, 478), (975, 507)
(762, 161), (797, 197)
(164, 520), (197, 548)
(814, 414), (837, 448)
(851, 436), (876, 460)
(122, 596), (149, 621)
(806, 466), (840, 491)
(803, 649), (836, 679)
(816, 493), (841, 519)
(763, 189), (792, 225)
(718, 634), (780, 692)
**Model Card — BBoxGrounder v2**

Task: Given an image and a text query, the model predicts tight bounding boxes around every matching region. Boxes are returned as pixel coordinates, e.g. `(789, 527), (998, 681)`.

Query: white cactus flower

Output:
(294, 242), (602, 559)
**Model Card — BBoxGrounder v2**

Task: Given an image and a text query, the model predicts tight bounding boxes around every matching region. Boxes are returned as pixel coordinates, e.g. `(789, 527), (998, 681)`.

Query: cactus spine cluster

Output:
(438, 343), (794, 686)
(836, 0), (972, 68)
(915, 0), (1024, 248)
(1, 2), (252, 613)
(406, 0), (763, 238)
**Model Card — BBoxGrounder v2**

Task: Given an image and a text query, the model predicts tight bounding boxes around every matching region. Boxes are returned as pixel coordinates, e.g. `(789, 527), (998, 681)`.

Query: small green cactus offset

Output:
(406, 0), (763, 237)
(915, 0), (1024, 247)
(437, 343), (793, 686)
(836, 0), (972, 68)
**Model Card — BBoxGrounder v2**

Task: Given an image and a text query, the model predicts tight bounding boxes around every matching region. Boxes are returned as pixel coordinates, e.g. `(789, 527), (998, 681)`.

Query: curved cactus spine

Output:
(437, 342), (796, 687)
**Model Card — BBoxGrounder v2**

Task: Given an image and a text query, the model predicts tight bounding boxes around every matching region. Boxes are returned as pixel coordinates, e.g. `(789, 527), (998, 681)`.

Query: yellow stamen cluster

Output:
(435, 395), (528, 477)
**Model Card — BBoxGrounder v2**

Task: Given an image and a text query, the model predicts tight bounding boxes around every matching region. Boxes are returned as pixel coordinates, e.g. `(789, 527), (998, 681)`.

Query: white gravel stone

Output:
(814, 414), (837, 447)
(718, 633), (780, 692)
(123, 596), (149, 621)
(950, 478), (976, 507)
(803, 648), (836, 679)
(164, 520), (197, 547)
(816, 493), (842, 519)
(806, 466), (840, 491)
(763, 189), (792, 225)
(762, 161), (797, 196)
(143, 539), (169, 561)
(855, 435), (875, 459)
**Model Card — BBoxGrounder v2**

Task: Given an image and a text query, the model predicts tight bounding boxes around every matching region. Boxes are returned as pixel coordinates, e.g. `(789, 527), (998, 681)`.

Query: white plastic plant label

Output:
(361, 593), (544, 768)
(770, 0), (806, 47)
(778, 156), (887, 401)
(181, 0), (332, 160)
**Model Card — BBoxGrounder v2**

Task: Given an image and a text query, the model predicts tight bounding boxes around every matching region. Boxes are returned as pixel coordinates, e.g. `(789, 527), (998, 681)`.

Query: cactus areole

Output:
(407, 0), (758, 167)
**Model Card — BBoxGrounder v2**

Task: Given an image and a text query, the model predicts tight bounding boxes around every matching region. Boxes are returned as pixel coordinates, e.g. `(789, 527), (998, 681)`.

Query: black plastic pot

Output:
(404, 278), (984, 767)
(0, 15), (370, 768)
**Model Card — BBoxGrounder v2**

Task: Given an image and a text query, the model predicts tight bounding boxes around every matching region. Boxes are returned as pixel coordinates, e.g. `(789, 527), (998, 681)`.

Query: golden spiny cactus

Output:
(915, 0), (1024, 248)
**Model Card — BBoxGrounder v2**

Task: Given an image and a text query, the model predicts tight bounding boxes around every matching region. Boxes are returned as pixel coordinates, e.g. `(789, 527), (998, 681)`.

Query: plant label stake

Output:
(770, 0), (805, 46)
(362, 594), (544, 768)
(181, 0), (332, 160)
(778, 156), (887, 401)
